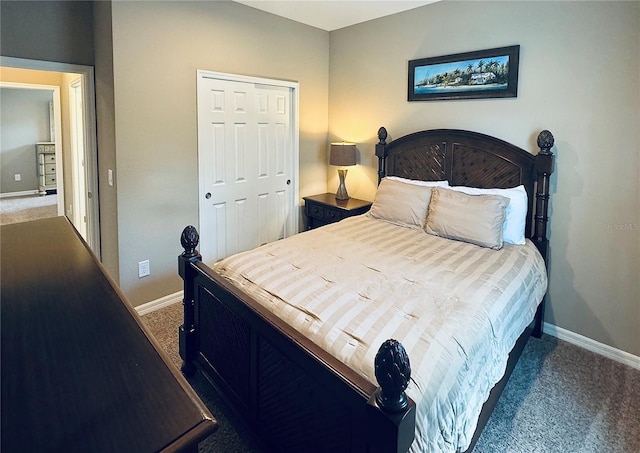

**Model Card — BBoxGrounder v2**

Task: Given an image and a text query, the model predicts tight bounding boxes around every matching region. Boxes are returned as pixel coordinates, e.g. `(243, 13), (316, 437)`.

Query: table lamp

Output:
(330, 142), (357, 200)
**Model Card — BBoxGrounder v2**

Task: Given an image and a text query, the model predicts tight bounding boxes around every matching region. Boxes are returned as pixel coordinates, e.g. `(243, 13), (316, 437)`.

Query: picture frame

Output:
(408, 45), (520, 101)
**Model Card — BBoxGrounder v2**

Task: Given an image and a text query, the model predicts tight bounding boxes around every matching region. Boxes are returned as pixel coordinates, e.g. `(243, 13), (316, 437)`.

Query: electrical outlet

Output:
(14, 174), (21, 181)
(138, 260), (150, 278)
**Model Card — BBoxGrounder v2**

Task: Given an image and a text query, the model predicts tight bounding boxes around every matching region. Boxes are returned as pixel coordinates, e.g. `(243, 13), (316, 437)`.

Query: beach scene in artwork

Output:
(414, 55), (510, 94)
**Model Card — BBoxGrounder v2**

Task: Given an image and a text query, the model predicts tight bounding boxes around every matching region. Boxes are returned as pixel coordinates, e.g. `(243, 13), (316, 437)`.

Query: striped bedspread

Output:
(211, 214), (547, 453)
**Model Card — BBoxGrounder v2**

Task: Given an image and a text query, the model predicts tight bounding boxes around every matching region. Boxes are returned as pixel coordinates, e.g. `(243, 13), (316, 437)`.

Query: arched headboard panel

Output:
(375, 127), (554, 253)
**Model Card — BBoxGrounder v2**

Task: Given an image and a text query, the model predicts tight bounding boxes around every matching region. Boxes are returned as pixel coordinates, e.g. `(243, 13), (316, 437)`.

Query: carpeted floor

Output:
(0, 194), (57, 225)
(474, 334), (640, 453)
(142, 303), (640, 453)
(142, 303), (262, 453)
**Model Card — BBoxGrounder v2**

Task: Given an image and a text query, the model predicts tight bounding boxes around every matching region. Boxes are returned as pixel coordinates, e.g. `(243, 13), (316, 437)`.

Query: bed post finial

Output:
(377, 127), (388, 145)
(366, 339), (415, 452)
(374, 339), (411, 412)
(537, 130), (554, 155)
(376, 127), (388, 184)
(181, 225), (200, 258)
(179, 225), (202, 376)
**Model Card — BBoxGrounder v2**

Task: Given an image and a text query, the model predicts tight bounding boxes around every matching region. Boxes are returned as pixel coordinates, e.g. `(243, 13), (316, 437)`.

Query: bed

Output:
(178, 127), (555, 453)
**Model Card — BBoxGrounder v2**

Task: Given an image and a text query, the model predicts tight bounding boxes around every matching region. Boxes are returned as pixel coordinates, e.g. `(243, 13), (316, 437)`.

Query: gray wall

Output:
(110, 1), (329, 305)
(93, 0), (119, 282)
(0, 88), (52, 194)
(329, 1), (640, 356)
(0, 1), (94, 66)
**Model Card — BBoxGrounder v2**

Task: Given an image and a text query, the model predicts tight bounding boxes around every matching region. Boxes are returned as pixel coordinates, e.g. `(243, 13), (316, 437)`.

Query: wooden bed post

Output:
(532, 130), (555, 338)
(179, 225), (202, 376)
(375, 127), (388, 184)
(533, 130), (555, 250)
(366, 339), (416, 453)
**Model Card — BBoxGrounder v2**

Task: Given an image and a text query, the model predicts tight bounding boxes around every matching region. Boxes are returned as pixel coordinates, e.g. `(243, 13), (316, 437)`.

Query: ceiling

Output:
(232, 1), (438, 31)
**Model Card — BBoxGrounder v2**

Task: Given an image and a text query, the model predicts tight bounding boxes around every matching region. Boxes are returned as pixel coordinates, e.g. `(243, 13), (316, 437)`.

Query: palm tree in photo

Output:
(497, 62), (509, 83)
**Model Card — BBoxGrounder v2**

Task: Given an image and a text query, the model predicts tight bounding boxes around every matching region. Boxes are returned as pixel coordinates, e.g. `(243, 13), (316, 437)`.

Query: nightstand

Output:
(303, 193), (372, 230)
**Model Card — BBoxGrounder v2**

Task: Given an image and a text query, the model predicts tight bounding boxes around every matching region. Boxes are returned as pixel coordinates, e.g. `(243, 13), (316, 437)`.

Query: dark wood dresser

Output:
(303, 193), (372, 229)
(1, 217), (216, 452)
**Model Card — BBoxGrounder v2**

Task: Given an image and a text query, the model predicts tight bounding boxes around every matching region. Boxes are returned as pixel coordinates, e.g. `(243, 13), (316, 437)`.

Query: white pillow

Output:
(449, 185), (528, 245)
(385, 176), (449, 187)
(368, 178), (438, 229)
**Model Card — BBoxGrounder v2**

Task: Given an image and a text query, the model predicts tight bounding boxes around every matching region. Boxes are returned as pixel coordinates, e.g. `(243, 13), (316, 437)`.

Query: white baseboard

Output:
(135, 291), (183, 316)
(0, 190), (39, 199)
(544, 322), (640, 370)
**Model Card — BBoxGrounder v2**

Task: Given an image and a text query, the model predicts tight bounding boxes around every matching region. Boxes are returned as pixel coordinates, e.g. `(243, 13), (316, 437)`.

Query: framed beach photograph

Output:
(408, 45), (520, 101)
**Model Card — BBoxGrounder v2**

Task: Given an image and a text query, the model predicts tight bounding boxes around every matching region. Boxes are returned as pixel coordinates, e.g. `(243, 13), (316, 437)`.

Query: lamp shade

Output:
(330, 143), (357, 167)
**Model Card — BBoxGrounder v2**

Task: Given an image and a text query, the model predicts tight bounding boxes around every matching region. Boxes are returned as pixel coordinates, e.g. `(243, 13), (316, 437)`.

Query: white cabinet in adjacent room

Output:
(36, 142), (56, 195)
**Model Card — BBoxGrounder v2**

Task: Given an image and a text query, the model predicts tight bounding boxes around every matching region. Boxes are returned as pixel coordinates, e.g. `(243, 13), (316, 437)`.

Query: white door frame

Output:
(196, 70), (300, 248)
(69, 76), (88, 239)
(1, 56), (101, 257)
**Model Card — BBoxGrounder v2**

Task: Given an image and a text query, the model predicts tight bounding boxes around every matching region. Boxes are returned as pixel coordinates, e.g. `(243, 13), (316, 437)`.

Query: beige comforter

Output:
(211, 214), (547, 453)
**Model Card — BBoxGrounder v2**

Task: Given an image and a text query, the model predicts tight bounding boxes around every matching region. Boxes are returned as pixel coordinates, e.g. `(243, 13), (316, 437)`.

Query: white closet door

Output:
(197, 71), (298, 262)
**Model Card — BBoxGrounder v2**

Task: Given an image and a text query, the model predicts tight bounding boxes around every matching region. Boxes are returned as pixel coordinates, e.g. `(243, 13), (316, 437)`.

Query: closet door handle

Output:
(205, 193), (211, 199)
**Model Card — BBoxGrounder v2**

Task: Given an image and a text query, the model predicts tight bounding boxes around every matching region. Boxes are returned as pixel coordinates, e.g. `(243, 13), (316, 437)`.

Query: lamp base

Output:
(335, 169), (350, 200)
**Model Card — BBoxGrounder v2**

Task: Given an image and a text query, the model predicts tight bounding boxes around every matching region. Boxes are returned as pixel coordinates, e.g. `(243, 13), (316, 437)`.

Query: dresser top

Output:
(1, 217), (216, 451)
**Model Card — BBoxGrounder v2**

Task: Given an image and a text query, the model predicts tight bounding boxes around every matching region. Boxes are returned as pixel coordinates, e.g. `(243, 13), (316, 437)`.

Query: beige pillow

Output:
(368, 178), (437, 228)
(425, 188), (510, 249)
(449, 185), (527, 245)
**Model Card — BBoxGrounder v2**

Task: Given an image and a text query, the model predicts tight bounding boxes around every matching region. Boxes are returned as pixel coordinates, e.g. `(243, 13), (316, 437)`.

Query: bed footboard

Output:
(178, 227), (416, 453)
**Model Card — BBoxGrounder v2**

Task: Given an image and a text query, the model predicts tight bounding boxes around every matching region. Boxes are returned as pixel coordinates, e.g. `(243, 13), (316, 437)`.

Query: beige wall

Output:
(110, 1), (329, 305)
(329, 1), (640, 356)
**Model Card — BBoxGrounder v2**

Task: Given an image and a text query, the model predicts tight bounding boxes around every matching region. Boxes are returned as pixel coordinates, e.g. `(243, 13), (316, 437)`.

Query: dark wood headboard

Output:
(375, 126), (554, 342)
(375, 127), (555, 259)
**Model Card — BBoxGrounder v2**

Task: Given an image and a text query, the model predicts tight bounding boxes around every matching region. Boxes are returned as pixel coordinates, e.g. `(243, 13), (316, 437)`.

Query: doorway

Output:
(0, 57), (100, 256)
(0, 82), (63, 213)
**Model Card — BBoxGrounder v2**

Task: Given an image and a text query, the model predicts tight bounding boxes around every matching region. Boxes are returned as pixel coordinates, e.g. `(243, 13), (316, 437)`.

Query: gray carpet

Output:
(142, 303), (640, 452)
(474, 333), (639, 453)
(0, 194), (57, 225)
(142, 303), (262, 453)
